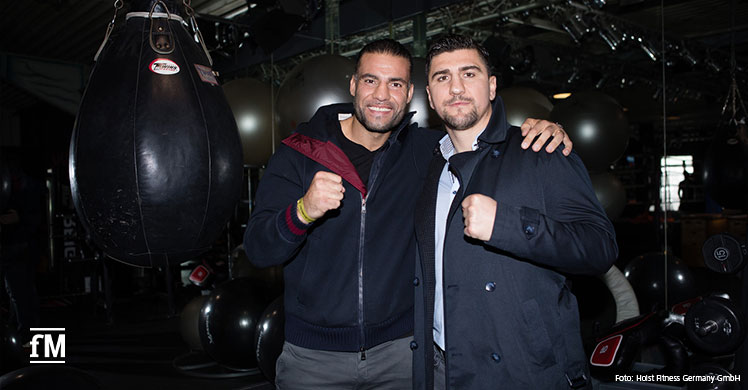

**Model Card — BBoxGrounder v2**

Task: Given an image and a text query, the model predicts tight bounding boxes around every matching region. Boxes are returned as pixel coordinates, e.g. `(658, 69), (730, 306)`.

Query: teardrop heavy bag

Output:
(69, 0), (243, 267)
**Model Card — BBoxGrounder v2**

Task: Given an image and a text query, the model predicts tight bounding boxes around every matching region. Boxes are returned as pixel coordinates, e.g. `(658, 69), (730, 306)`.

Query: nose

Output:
(373, 81), (390, 101)
(449, 77), (464, 96)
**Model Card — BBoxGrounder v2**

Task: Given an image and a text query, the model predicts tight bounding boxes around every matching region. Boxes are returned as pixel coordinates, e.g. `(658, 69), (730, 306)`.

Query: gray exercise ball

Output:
(590, 172), (627, 220)
(497, 86), (553, 127)
(409, 57), (441, 129)
(180, 294), (208, 351)
(223, 78), (274, 166)
(549, 91), (629, 172)
(276, 55), (354, 140)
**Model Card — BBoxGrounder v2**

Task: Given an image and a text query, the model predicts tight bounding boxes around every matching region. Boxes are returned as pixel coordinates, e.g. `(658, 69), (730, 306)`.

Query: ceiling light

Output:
(596, 17), (623, 51)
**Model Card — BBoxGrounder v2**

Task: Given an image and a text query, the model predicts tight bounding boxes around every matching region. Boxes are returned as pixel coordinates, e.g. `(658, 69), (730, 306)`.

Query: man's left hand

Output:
(462, 194), (497, 241)
(519, 118), (572, 156)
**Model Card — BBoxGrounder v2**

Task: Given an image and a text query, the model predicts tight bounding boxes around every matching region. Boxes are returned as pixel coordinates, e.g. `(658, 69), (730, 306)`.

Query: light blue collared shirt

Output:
(433, 131), (483, 350)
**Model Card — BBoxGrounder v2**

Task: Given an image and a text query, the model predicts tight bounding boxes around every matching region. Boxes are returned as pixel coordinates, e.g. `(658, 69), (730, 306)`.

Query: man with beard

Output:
(244, 38), (570, 389)
(412, 34), (617, 390)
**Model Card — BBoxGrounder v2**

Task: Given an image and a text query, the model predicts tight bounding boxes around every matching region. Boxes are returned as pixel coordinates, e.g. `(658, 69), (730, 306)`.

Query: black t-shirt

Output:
(335, 125), (384, 187)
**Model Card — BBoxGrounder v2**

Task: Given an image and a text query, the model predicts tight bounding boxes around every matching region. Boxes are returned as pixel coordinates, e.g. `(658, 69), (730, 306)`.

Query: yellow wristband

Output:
(297, 198), (316, 224)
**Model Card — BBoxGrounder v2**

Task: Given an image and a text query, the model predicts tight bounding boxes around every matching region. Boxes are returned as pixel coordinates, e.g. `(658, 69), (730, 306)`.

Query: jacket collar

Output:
(476, 96), (512, 145)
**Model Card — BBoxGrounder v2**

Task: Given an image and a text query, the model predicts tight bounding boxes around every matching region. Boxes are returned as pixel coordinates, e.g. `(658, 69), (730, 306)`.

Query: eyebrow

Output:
(430, 65), (483, 80)
(359, 73), (409, 84)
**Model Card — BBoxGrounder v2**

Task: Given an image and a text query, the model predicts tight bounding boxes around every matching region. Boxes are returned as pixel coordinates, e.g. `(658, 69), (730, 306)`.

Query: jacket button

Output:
(413, 277), (420, 286)
(491, 353), (501, 362)
(410, 341), (418, 350)
(491, 149), (501, 158)
(485, 282), (496, 292)
(524, 225), (535, 236)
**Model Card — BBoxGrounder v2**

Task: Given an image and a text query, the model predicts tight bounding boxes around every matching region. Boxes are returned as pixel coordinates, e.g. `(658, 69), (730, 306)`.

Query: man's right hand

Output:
(299, 171), (345, 222)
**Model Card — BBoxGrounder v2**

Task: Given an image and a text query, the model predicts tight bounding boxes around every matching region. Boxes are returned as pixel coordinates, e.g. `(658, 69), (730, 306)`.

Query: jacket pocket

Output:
(518, 298), (558, 369)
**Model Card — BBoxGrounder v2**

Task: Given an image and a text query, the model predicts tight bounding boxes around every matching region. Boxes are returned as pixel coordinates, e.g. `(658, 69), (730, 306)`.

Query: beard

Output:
(439, 102), (479, 131)
(353, 100), (406, 134)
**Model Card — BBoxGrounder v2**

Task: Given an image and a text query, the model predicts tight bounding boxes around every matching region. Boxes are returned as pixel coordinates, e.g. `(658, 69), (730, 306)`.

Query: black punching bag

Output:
(69, 0), (243, 267)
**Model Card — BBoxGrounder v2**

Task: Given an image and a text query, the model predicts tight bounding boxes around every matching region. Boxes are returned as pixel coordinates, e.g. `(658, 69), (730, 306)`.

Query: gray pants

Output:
(434, 344), (446, 390)
(275, 337), (413, 390)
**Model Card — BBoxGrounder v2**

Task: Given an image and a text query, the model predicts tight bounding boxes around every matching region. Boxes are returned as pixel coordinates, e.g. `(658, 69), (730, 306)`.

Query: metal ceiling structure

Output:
(1, 0), (747, 128)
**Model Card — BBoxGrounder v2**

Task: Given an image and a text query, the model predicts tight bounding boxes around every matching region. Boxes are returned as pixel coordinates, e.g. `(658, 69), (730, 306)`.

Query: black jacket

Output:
(413, 97), (618, 389)
(244, 103), (441, 352)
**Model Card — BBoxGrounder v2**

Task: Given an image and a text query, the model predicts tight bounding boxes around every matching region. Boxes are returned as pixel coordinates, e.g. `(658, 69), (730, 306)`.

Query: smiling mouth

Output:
(368, 106), (393, 113)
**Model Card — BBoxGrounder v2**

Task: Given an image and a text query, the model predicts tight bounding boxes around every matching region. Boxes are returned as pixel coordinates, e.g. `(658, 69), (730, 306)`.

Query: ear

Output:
(406, 82), (414, 104)
(489, 75), (497, 101)
(426, 85), (435, 110)
(349, 75), (357, 97)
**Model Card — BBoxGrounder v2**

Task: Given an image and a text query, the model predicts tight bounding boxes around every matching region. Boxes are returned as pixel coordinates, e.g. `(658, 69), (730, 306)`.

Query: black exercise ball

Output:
(0, 366), (102, 390)
(276, 55), (354, 140)
(255, 295), (285, 382)
(703, 122), (748, 210)
(590, 172), (627, 220)
(199, 277), (271, 369)
(223, 78), (274, 166)
(69, 0), (243, 267)
(623, 252), (695, 313)
(1, 327), (26, 374)
(180, 294), (208, 351)
(549, 91), (629, 172)
(409, 58), (441, 129)
(231, 244), (283, 296)
(497, 86), (553, 127)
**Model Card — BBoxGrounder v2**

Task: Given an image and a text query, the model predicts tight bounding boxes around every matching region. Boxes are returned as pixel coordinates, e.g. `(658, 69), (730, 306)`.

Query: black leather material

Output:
(69, 0), (242, 267)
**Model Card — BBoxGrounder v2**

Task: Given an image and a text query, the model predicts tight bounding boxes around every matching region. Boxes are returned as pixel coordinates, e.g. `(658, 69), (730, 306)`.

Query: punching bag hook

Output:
(94, 0), (124, 62)
(182, 0), (213, 66)
(149, 1), (176, 55)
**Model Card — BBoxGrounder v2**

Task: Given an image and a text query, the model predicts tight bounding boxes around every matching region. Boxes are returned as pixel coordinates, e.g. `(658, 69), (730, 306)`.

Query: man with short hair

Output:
(244, 38), (571, 389)
(412, 34), (618, 389)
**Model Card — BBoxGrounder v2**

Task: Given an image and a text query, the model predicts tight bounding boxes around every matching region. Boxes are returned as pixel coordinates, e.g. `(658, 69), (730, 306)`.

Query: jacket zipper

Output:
(357, 142), (388, 361)
(359, 194), (367, 360)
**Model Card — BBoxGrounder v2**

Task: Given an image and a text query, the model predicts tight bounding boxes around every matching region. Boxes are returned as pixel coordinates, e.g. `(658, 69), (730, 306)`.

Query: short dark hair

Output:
(355, 39), (413, 80)
(425, 34), (492, 79)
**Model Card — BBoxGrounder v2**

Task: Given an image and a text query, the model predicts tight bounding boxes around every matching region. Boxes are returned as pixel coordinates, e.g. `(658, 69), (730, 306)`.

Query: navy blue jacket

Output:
(244, 103), (441, 352)
(413, 97), (618, 389)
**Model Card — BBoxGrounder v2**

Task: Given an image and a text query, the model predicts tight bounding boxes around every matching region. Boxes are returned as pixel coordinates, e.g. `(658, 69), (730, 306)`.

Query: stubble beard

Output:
(353, 100), (405, 134)
(440, 107), (479, 131)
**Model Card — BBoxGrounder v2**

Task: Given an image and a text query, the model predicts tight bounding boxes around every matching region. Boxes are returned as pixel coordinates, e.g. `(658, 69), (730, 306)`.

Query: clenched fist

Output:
(299, 171), (345, 222)
(461, 194), (497, 241)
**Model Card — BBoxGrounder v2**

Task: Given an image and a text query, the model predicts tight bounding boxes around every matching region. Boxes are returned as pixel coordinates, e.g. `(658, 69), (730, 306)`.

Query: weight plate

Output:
(702, 234), (745, 274)
(684, 296), (744, 355)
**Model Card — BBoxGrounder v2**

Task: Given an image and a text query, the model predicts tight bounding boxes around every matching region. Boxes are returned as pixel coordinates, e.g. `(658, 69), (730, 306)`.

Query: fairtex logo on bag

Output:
(149, 58), (180, 75)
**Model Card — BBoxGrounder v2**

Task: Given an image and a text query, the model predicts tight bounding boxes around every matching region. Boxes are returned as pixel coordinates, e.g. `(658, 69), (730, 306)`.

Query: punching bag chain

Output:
(149, 1), (176, 55)
(94, 0), (124, 62)
(183, 0), (214, 66)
